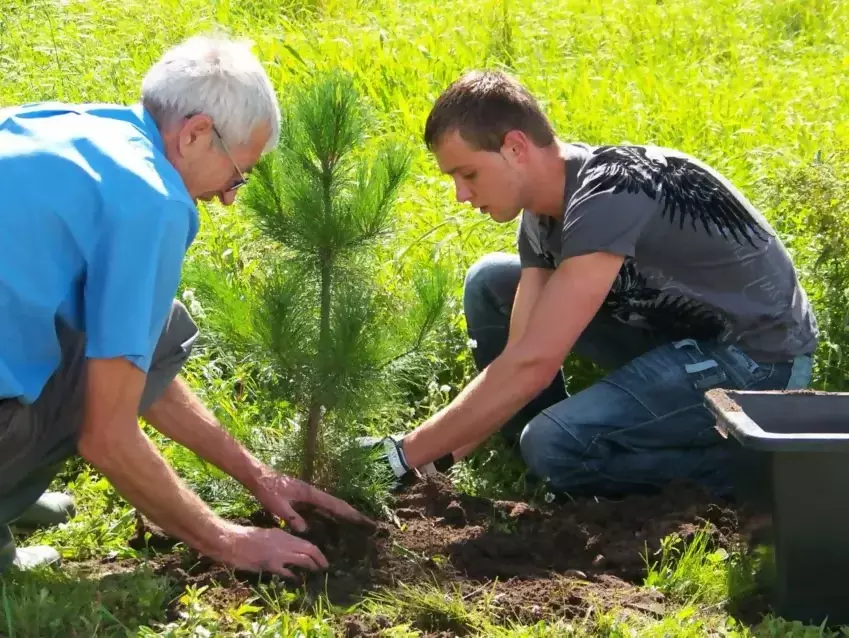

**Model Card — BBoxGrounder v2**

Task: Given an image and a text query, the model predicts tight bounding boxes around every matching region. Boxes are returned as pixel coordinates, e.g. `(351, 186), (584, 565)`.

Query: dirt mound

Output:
(290, 506), (387, 603)
(394, 475), (737, 583)
(129, 507), (385, 610)
(123, 475), (748, 630)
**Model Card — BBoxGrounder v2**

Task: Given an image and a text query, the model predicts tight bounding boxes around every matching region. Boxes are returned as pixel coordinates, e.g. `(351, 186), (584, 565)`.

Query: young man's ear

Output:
(501, 130), (530, 163)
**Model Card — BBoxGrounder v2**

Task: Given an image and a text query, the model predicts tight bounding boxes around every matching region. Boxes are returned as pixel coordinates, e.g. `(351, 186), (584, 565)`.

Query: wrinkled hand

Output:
(252, 471), (374, 533)
(212, 523), (329, 579)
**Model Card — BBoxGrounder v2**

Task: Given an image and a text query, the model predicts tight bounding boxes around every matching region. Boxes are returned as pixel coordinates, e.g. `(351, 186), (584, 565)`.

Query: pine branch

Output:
(342, 140), (412, 251)
(377, 262), (450, 370)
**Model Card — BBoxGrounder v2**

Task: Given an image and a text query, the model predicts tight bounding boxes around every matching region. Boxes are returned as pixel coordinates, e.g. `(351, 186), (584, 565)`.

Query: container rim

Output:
(704, 389), (849, 451)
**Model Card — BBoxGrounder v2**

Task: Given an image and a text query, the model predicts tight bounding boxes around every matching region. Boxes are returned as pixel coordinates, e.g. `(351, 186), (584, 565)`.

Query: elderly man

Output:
(372, 70), (817, 498)
(0, 35), (370, 575)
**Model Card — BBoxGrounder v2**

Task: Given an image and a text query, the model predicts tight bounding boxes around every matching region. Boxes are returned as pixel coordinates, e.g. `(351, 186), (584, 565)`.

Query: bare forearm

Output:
(79, 426), (226, 556)
(452, 434), (491, 462)
(438, 268), (552, 461)
(404, 353), (552, 467)
(408, 257), (615, 468)
(142, 378), (266, 491)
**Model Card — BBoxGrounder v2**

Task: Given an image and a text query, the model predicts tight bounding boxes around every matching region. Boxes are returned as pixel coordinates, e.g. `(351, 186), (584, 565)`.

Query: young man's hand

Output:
(357, 434), (454, 490)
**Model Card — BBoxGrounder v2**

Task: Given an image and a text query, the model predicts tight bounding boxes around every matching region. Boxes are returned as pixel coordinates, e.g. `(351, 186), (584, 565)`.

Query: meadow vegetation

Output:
(1, 0), (848, 634)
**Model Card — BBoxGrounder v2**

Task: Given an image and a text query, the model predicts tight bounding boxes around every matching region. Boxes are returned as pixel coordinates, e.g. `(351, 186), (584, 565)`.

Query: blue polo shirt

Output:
(0, 102), (199, 403)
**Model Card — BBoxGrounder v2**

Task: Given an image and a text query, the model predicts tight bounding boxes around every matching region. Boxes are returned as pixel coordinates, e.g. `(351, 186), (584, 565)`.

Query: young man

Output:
(0, 35), (371, 574)
(374, 70), (817, 497)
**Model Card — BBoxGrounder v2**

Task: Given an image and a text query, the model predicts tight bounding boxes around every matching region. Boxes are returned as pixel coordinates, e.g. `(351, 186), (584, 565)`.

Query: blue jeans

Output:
(464, 253), (813, 497)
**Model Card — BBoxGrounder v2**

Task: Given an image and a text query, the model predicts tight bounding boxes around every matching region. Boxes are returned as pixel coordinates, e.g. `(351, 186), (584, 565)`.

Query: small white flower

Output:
(467, 338), (478, 349)
(189, 299), (205, 318)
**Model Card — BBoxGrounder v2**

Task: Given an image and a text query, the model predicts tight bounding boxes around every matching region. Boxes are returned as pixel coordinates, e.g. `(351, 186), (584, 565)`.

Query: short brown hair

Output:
(424, 70), (556, 152)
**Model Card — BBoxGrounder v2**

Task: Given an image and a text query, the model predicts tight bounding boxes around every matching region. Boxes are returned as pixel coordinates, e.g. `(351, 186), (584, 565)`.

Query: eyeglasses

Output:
(211, 124), (249, 193)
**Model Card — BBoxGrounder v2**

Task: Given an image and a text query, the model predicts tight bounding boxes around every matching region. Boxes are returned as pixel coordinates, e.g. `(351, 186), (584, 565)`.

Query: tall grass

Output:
(4, 0), (847, 391)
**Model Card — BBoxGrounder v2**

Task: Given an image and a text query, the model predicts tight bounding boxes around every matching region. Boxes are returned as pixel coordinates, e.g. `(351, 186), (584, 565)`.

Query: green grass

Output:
(6, 510), (849, 637)
(1, 566), (169, 637)
(3, 0), (849, 634)
(23, 470), (138, 563)
(643, 525), (732, 606)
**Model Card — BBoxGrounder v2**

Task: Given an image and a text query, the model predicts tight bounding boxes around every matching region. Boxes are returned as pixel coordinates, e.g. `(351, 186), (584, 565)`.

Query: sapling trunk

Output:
(302, 401), (322, 482)
(300, 157), (336, 482)
(301, 258), (332, 482)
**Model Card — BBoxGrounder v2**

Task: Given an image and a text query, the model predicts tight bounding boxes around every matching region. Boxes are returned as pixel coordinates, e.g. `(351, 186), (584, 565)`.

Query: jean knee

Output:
(463, 253), (518, 318)
(519, 415), (564, 480)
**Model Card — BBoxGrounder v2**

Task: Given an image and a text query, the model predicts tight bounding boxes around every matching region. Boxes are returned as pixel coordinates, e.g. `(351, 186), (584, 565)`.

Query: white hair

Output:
(141, 35), (280, 153)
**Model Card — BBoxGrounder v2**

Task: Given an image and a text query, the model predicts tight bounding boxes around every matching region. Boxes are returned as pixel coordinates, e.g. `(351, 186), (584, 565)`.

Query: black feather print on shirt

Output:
(605, 258), (730, 341)
(585, 146), (769, 248)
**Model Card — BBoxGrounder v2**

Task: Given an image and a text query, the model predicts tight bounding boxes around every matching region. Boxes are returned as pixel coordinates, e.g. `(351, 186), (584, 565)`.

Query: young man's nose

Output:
(455, 181), (473, 204)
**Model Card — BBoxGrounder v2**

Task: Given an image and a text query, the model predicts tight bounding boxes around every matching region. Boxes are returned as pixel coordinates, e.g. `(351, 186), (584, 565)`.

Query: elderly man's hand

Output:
(251, 470), (375, 533)
(210, 523), (329, 578)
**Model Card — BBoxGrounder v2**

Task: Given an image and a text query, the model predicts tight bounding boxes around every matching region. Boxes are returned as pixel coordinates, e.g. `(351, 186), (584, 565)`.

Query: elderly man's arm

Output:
(142, 377), (373, 531)
(78, 358), (330, 577)
(142, 377), (265, 493)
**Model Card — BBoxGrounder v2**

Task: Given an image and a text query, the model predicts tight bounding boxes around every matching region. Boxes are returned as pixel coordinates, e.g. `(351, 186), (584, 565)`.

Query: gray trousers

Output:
(0, 301), (199, 528)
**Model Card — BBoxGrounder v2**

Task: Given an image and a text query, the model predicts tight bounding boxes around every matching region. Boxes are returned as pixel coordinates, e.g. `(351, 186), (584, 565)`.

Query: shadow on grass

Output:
(726, 540), (776, 624)
(0, 564), (170, 638)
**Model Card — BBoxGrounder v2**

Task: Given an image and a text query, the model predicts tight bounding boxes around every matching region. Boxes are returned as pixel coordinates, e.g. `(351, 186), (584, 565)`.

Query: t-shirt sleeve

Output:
(560, 166), (657, 260)
(84, 200), (193, 372)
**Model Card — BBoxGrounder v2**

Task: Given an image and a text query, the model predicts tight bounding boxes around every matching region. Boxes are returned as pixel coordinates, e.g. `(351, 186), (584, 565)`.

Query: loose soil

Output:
(705, 388), (744, 413)
(85, 477), (760, 635)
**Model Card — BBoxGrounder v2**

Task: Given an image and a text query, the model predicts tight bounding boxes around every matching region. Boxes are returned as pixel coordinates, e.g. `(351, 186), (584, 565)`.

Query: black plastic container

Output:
(705, 389), (849, 626)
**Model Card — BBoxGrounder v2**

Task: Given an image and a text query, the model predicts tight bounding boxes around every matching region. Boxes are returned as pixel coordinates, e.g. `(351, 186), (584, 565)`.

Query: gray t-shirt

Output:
(517, 143), (818, 362)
